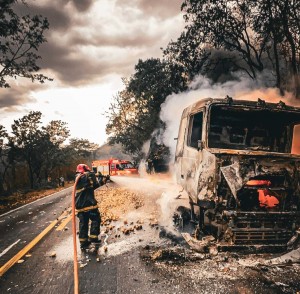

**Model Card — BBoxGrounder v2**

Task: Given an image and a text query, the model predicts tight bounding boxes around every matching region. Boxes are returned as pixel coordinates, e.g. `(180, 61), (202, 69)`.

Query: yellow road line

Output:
(0, 208), (71, 277)
(56, 214), (73, 231)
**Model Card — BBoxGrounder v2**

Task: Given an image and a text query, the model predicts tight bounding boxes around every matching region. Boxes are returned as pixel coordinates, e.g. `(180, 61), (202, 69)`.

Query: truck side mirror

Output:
(197, 140), (203, 151)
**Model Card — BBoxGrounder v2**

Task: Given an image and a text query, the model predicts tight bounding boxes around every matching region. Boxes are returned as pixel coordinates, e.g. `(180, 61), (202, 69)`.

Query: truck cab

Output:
(92, 159), (138, 176)
(175, 97), (300, 249)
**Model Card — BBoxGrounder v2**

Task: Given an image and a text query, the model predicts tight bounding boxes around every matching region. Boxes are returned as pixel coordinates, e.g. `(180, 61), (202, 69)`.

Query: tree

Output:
(8, 113), (73, 188)
(106, 58), (187, 156)
(252, 0), (300, 96)
(0, 125), (9, 194)
(0, 0), (51, 87)
(164, 0), (300, 96)
(68, 138), (99, 158)
(9, 111), (45, 188)
(41, 120), (70, 180)
(106, 87), (151, 154)
(168, 0), (267, 79)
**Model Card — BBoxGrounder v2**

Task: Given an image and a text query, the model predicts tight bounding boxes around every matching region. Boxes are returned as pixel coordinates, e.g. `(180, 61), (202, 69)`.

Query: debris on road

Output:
(266, 247), (300, 265)
(181, 233), (215, 253)
(49, 251), (56, 258)
(95, 187), (144, 225)
(79, 263), (87, 269)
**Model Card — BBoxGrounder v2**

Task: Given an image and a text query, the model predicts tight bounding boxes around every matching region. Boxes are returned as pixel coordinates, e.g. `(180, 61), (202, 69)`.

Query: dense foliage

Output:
(165, 0), (300, 95)
(0, 112), (98, 194)
(0, 0), (51, 87)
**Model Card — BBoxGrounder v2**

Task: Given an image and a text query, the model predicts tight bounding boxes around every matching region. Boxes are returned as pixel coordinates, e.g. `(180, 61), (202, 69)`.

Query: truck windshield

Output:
(121, 162), (134, 169)
(208, 105), (300, 152)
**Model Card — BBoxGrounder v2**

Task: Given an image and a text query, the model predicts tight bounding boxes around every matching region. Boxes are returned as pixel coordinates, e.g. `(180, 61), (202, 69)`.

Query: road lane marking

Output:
(0, 208), (71, 277)
(0, 239), (21, 258)
(56, 214), (73, 231)
(0, 187), (73, 218)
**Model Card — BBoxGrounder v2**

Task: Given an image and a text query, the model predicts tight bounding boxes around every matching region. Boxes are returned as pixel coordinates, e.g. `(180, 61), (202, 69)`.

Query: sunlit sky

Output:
(0, 0), (184, 145)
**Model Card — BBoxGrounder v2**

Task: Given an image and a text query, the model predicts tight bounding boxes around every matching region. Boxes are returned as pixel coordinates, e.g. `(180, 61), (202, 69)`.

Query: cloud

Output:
(116, 0), (183, 19)
(0, 85), (37, 110)
(15, 2), (71, 31)
(34, 0), (184, 86)
(72, 0), (94, 12)
(1, 0), (185, 111)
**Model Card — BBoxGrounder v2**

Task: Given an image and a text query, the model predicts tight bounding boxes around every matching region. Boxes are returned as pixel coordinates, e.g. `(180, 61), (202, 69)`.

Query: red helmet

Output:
(76, 164), (91, 173)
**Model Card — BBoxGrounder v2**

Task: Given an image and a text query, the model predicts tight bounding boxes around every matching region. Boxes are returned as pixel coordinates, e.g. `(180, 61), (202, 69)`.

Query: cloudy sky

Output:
(0, 0), (185, 145)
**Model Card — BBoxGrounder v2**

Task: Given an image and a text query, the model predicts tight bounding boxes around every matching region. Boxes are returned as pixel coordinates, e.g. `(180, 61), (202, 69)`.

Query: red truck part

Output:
(92, 159), (138, 176)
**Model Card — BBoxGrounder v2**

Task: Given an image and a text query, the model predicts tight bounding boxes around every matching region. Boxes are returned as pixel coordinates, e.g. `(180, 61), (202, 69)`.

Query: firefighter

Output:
(60, 176), (65, 187)
(75, 163), (101, 249)
(96, 171), (104, 186)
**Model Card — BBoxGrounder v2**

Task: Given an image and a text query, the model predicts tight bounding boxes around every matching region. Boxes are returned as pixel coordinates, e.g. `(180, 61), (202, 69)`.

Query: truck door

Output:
(175, 115), (187, 185)
(110, 163), (116, 175)
(181, 111), (204, 198)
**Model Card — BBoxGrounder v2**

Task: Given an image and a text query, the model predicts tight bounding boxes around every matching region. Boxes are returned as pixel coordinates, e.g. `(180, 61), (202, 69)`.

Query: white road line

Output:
(0, 239), (21, 258)
(0, 187), (73, 219)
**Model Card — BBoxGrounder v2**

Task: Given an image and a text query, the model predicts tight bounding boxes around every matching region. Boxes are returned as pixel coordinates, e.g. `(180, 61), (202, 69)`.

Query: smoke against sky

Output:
(160, 73), (298, 158)
(0, 0), (184, 145)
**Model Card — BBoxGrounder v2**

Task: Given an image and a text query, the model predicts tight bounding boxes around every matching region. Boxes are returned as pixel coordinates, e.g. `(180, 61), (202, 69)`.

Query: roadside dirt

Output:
(0, 182), (73, 215)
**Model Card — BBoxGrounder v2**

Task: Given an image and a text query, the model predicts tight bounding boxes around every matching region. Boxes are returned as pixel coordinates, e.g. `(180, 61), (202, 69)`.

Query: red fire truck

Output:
(91, 159), (138, 176)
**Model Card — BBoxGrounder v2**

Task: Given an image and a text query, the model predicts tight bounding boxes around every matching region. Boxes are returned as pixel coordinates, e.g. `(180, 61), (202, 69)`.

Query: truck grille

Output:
(230, 212), (300, 245)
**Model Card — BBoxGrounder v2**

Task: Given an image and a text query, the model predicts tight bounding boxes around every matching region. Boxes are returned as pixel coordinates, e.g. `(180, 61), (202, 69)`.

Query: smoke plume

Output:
(160, 73), (298, 158)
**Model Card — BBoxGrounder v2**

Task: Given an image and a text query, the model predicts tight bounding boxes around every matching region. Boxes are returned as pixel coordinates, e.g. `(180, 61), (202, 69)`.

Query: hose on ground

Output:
(72, 174), (83, 294)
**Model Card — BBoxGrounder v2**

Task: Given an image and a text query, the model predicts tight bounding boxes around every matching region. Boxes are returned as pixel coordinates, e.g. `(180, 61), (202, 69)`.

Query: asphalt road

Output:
(0, 187), (74, 293)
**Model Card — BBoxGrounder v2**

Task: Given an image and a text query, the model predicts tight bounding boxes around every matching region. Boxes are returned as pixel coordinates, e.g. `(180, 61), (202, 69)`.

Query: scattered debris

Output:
(149, 218), (158, 227)
(237, 259), (260, 267)
(95, 187), (144, 225)
(49, 251), (56, 258)
(181, 233), (215, 253)
(17, 259), (24, 264)
(209, 245), (218, 257)
(134, 224), (143, 230)
(142, 246), (187, 262)
(275, 282), (289, 287)
(266, 247), (300, 265)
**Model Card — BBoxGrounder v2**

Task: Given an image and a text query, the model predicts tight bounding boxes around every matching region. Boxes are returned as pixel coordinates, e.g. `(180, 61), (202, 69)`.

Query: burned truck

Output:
(175, 97), (300, 249)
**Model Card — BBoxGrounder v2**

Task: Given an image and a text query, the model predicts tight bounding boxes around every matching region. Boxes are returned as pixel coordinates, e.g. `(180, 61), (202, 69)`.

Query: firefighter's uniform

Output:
(75, 164), (100, 249)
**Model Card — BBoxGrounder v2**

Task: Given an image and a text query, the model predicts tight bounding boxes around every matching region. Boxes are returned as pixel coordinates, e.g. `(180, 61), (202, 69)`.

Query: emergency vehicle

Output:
(92, 159), (138, 176)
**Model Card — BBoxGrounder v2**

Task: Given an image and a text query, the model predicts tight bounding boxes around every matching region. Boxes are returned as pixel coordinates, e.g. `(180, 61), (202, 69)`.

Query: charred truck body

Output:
(175, 97), (300, 249)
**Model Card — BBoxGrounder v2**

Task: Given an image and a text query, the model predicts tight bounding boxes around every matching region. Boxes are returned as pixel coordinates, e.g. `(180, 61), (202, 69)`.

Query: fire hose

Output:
(72, 174), (83, 294)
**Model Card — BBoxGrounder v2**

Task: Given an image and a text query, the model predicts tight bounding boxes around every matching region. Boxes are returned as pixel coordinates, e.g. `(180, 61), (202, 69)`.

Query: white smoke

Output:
(156, 191), (181, 236)
(160, 73), (297, 159)
(137, 139), (151, 177)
